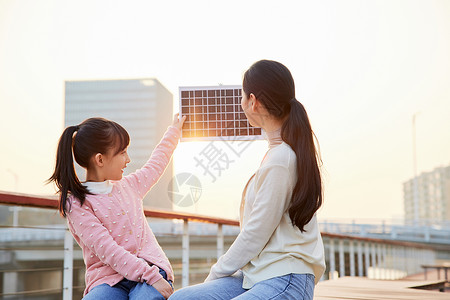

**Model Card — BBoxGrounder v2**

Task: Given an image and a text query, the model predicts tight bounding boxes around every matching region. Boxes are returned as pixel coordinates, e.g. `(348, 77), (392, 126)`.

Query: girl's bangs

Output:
(110, 122), (130, 154)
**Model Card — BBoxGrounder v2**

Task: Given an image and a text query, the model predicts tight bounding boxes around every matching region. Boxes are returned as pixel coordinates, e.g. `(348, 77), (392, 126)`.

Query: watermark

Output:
(193, 142), (234, 182)
(193, 125), (261, 183)
(167, 172), (202, 207)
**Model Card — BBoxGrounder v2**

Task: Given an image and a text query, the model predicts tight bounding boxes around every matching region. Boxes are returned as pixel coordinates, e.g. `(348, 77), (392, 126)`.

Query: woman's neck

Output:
(265, 127), (283, 148)
(258, 115), (284, 149)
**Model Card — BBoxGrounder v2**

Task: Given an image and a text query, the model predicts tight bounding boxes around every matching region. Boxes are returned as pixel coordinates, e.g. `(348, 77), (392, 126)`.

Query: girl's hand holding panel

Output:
(172, 113), (186, 131)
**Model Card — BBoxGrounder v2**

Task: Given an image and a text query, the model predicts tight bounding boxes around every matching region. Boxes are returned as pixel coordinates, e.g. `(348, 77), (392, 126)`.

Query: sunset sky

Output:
(1, 0), (449, 222)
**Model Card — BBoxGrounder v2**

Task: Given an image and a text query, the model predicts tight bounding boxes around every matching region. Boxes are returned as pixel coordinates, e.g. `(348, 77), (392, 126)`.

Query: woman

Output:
(170, 60), (325, 299)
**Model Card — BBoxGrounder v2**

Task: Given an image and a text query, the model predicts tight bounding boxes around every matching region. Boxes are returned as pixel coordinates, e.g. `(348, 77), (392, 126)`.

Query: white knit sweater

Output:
(205, 129), (326, 288)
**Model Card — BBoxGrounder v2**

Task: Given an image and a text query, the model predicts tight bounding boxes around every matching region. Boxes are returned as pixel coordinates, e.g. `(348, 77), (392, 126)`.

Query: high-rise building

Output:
(65, 78), (174, 209)
(403, 165), (450, 225)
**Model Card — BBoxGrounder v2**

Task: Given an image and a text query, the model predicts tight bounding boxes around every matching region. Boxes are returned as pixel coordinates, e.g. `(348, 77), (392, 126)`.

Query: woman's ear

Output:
(249, 93), (259, 112)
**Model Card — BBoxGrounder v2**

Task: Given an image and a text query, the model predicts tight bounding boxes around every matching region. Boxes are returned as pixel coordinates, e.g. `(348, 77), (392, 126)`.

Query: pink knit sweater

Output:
(66, 126), (180, 296)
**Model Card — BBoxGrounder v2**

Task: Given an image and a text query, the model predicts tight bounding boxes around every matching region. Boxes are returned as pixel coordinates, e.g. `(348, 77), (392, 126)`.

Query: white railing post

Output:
(364, 242), (370, 277)
(403, 247), (408, 276)
(386, 245), (392, 279)
(399, 246), (406, 278)
(393, 246), (401, 279)
(381, 244), (387, 279)
(217, 224), (224, 259)
(349, 240), (355, 277)
(393, 246), (396, 279)
(357, 241), (363, 277)
(339, 239), (345, 277)
(396, 246), (401, 279)
(408, 247), (413, 275)
(329, 239), (335, 280)
(393, 246), (398, 279)
(415, 248), (420, 274)
(376, 244), (382, 279)
(417, 248), (420, 274)
(63, 230), (73, 300)
(182, 220), (189, 287)
(395, 246), (401, 279)
(371, 243), (376, 279)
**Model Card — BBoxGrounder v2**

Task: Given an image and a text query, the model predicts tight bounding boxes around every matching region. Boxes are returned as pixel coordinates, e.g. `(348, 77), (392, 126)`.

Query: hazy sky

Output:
(1, 0), (449, 222)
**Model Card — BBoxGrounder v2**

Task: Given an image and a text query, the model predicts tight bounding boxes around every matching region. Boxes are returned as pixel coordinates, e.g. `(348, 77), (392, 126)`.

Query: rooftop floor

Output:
(314, 277), (448, 299)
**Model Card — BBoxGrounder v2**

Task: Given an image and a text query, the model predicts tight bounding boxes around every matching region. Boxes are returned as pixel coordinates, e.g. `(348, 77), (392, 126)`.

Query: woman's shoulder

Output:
(263, 142), (296, 169)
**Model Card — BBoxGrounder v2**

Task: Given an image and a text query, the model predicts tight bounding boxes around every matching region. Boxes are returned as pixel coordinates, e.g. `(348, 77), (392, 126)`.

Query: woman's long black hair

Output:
(48, 117), (129, 217)
(243, 60), (323, 232)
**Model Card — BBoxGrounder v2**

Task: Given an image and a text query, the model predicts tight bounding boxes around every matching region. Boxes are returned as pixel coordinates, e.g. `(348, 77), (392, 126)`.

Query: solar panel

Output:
(179, 85), (264, 142)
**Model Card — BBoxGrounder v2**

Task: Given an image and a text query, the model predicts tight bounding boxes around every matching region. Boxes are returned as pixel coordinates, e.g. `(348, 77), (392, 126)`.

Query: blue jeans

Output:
(169, 272), (315, 300)
(83, 268), (173, 300)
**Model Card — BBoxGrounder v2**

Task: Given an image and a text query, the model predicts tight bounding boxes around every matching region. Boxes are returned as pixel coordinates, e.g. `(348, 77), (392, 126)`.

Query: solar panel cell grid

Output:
(179, 86), (263, 141)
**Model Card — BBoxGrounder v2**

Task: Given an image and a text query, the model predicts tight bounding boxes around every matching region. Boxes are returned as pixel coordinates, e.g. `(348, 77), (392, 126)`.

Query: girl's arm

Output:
(122, 114), (185, 198)
(205, 165), (292, 281)
(67, 199), (164, 285)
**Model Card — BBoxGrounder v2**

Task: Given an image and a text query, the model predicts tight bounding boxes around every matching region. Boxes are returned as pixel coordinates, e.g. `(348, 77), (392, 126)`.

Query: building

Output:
(65, 78), (174, 209)
(403, 165), (450, 225)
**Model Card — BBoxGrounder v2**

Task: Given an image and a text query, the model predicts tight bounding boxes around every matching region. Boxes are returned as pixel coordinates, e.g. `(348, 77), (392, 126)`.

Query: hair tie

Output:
(74, 125), (80, 131)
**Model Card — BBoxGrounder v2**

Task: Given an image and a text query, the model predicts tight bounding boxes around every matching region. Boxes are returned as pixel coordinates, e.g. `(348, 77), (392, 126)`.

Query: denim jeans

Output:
(83, 268), (173, 300)
(169, 272), (315, 300)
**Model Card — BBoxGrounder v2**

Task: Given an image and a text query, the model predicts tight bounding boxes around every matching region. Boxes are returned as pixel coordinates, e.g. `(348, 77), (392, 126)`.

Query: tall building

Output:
(65, 78), (174, 209)
(403, 165), (450, 225)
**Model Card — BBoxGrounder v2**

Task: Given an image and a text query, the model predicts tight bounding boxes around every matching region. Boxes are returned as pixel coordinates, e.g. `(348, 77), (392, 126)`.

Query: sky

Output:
(0, 0), (449, 222)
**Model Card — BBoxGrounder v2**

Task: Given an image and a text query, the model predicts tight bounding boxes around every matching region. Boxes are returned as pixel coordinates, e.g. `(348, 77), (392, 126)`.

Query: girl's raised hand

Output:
(172, 113), (186, 131)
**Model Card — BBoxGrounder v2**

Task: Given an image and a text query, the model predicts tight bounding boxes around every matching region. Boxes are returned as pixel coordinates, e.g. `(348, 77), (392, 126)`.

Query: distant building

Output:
(403, 165), (450, 225)
(65, 78), (174, 209)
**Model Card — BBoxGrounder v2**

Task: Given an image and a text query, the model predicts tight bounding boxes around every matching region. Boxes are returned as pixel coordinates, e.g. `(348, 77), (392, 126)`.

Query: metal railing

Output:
(320, 220), (450, 244)
(1, 191), (447, 299)
(322, 233), (436, 280)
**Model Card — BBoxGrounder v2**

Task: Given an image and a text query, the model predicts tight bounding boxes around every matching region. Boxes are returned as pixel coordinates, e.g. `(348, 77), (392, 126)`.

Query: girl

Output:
(49, 114), (186, 299)
(170, 60), (325, 300)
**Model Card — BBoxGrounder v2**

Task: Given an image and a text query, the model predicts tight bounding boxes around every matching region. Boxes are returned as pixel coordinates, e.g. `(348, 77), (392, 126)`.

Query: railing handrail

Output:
(0, 190), (443, 250)
(0, 190), (239, 226)
(322, 232), (434, 250)
(320, 221), (450, 232)
(0, 191), (59, 209)
(319, 221), (450, 246)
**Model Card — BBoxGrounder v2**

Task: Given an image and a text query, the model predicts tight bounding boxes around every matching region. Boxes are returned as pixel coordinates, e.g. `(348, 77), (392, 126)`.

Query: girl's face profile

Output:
(102, 147), (131, 181)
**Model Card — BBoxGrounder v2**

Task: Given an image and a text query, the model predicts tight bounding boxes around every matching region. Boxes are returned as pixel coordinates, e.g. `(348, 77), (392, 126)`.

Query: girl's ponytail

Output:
(281, 99), (323, 232)
(48, 125), (89, 217)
